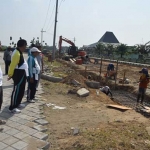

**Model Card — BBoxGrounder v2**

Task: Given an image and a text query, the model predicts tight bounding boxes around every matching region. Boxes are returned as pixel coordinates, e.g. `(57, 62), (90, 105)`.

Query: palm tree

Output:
(95, 43), (105, 57)
(106, 44), (114, 56)
(116, 44), (128, 58)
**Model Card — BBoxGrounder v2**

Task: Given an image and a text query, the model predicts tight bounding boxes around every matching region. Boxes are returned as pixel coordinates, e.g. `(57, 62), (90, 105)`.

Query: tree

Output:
(106, 44), (114, 56)
(95, 43), (105, 57)
(116, 44), (128, 58)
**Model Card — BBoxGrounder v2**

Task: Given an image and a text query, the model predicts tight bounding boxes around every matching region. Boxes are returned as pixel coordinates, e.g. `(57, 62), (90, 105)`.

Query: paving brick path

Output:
(0, 53), (49, 150)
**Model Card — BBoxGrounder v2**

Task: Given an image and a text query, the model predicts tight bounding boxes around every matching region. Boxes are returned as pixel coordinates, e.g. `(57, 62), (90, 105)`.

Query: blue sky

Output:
(0, 0), (150, 47)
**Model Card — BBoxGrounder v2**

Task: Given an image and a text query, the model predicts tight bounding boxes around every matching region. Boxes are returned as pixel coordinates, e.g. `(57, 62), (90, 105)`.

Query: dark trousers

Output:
(0, 86), (3, 110)
(137, 87), (146, 103)
(27, 75), (37, 100)
(9, 69), (26, 110)
(5, 61), (11, 74)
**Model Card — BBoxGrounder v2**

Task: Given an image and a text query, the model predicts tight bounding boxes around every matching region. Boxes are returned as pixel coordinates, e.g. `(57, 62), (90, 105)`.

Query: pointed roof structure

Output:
(98, 31), (119, 44)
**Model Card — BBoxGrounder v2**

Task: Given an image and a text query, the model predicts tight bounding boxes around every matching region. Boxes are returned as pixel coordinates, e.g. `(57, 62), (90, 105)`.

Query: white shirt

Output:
(0, 66), (3, 86)
(100, 86), (110, 93)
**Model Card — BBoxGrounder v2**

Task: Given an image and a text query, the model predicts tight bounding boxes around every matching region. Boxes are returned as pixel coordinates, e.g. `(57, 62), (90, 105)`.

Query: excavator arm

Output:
(59, 36), (75, 54)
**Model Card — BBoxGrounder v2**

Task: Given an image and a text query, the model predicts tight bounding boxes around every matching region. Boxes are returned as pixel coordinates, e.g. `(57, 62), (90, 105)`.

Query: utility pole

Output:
(73, 37), (76, 44)
(41, 28), (46, 50)
(52, 0), (59, 60)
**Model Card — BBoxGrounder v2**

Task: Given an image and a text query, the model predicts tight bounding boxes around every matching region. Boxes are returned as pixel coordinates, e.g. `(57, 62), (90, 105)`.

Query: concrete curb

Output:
(85, 81), (100, 89)
(41, 74), (63, 83)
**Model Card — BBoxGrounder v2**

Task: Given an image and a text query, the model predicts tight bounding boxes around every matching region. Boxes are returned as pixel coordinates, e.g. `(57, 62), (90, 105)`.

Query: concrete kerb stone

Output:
(41, 74), (63, 82)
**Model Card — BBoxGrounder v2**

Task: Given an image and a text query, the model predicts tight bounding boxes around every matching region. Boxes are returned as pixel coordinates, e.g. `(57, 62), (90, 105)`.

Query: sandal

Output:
(0, 120), (6, 125)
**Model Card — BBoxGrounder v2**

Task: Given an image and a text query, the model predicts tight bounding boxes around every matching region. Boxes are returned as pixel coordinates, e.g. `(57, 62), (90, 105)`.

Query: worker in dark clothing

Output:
(100, 86), (113, 97)
(8, 39), (28, 113)
(137, 68), (149, 105)
(3, 46), (12, 74)
(107, 63), (115, 79)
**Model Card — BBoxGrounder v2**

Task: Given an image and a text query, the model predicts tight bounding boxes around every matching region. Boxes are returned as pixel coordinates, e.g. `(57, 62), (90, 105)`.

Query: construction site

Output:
(40, 46), (150, 149)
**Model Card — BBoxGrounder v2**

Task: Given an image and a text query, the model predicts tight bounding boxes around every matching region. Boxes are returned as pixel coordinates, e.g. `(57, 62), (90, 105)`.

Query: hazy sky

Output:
(0, 0), (150, 47)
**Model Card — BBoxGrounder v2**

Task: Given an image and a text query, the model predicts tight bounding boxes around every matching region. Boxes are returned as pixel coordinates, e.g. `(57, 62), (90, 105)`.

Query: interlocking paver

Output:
(0, 133), (10, 141)
(0, 53), (49, 149)
(0, 142), (8, 150)
(32, 132), (48, 140)
(13, 132), (29, 140)
(12, 141), (28, 150)
(4, 147), (16, 150)
(5, 128), (20, 136)
(34, 119), (49, 125)
(3, 136), (19, 145)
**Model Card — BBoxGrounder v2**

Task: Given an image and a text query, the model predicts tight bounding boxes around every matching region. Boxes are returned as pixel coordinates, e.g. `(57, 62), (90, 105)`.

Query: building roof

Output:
(98, 31), (119, 43)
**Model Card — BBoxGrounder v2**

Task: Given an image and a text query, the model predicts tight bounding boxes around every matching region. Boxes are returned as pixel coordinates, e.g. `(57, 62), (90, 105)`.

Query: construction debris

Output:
(77, 88), (89, 97)
(85, 81), (100, 89)
(107, 104), (132, 110)
(71, 79), (81, 86)
(73, 128), (80, 135)
(46, 103), (66, 110)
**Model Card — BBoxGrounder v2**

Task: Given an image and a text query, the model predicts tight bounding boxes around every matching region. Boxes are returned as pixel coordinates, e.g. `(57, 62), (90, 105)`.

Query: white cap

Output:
(30, 47), (41, 53)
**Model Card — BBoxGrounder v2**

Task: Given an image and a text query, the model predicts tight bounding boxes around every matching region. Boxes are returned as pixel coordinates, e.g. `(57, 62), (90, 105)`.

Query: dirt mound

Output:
(61, 72), (87, 86)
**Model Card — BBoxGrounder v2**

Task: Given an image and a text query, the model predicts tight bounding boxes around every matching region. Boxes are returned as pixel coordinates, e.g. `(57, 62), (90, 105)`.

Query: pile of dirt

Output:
(61, 71), (87, 87)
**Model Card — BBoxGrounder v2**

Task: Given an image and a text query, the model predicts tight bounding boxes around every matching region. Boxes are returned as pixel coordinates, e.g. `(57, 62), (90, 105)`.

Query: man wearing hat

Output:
(27, 47), (41, 103)
(137, 68), (149, 105)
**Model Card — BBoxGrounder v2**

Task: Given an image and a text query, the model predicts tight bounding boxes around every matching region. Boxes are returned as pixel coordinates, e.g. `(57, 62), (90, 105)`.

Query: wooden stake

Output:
(115, 60), (119, 90)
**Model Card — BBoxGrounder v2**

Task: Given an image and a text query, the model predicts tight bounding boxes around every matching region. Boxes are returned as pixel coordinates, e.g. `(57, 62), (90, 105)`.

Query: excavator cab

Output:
(68, 46), (78, 58)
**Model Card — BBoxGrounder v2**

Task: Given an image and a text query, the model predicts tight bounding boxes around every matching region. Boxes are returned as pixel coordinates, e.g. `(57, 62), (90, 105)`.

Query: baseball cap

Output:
(30, 47), (41, 53)
(139, 68), (148, 75)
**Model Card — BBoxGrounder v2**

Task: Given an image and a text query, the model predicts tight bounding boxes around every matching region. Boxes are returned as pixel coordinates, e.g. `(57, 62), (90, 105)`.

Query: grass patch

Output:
(79, 122), (150, 150)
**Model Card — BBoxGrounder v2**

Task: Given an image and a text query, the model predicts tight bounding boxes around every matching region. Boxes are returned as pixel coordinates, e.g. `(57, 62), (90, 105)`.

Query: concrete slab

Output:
(77, 88), (90, 97)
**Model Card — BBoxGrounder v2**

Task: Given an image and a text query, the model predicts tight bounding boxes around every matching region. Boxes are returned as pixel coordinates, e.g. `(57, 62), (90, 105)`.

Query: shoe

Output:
(18, 104), (26, 108)
(33, 98), (39, 101)
(0, 120), (6, 125)
(9, 108), (21, 113)
(27, 100), (35, 103)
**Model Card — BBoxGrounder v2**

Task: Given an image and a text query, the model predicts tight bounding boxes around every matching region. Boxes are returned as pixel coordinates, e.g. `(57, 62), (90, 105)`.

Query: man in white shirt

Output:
(100, 86), (113, 97)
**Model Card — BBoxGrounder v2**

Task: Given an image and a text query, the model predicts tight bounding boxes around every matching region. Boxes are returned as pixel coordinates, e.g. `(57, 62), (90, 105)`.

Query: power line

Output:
(45, 4), (55, 31)
(43, 0), (52, 29)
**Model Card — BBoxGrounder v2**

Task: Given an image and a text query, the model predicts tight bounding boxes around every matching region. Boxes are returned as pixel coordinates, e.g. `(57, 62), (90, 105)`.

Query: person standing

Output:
(3, 46), (12, 75)
(27, 47), (41, 103)
(8, 39), (28, 113)
(0, 65), (6, 131)
(137, 68), (149, 105)
(0, 66), (3, 112)
(36, 46), (44, 89)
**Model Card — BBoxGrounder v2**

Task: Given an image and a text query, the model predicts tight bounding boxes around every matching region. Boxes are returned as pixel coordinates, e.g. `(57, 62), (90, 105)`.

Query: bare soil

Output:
(41, 59), (150, 150)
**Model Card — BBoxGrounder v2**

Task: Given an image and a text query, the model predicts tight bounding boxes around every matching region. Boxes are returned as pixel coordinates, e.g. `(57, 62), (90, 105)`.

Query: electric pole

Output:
(74, 37), (76, 44)
(41, 29), (46, 50)
(52, 0), (59, 60)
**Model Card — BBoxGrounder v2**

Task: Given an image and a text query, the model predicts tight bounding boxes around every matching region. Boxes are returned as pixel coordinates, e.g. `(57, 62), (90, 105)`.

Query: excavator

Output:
(58, 36), (87, 61)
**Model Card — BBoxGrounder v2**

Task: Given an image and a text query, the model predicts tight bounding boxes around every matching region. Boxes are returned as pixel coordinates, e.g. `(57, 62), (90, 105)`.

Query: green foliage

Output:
(95, 43), (105, 56)
(116, 44), (128, 58)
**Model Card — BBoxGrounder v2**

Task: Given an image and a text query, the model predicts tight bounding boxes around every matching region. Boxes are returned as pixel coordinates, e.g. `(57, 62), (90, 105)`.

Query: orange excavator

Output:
(58, 36), (86, 59)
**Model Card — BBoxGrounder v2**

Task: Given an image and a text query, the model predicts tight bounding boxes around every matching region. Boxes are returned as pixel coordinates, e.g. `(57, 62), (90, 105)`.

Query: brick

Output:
(0, 142), (8, 150)
(34, 119), (48, 125)
(32, 132), (48, 140)
(12, 141), (28, 150)
(3, 136), (19, 145)
(6, 120), (21, 128)
(2, 125), (11, 132)
(23, 127), (38, 135)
